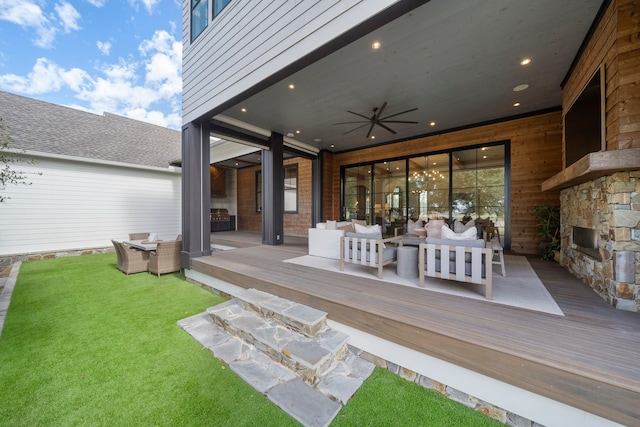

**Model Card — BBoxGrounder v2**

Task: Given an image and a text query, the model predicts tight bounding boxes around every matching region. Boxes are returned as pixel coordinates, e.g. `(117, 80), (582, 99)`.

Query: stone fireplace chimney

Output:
(541, 0), (640, 312)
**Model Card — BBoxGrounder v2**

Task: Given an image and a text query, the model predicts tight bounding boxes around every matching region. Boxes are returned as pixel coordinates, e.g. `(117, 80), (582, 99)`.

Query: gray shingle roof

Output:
(0, 90), (181, 168)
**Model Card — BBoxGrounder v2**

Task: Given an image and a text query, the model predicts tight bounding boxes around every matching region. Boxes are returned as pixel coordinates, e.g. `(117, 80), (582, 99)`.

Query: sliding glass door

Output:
(342, 142), (508, 244)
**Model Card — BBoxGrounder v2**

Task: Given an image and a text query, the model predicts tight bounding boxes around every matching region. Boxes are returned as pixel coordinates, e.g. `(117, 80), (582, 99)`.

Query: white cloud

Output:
(0, 0), (58, 48)
(0, 30), (182, 129)
(131, 0), (161, 14)
(0, 0), (83, 48)
(85, 0), (107, 6)
(97, 41), (112, 56)
(54, 1), (81, 33)
(0, 57), (90, 94)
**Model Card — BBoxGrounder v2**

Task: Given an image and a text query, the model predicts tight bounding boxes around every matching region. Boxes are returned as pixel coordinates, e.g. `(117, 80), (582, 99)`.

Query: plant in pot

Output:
(534, 205), (561, 261)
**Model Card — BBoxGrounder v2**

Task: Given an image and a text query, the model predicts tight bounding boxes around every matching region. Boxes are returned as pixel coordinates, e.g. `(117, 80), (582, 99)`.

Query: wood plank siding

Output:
(193, 234), (640, 426)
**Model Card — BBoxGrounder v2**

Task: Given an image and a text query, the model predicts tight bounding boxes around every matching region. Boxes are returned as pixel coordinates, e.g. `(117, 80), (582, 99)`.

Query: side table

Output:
(397, 246), (419, 279)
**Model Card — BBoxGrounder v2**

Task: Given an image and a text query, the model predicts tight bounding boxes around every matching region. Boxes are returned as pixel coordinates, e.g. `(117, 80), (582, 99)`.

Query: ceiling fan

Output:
(333, 102), (419, 138)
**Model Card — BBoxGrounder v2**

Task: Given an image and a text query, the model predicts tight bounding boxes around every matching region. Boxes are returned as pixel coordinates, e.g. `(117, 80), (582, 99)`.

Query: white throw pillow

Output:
(326, 220), (337, 230)
(407, 218), (424, 230)
(355, 223), (381, 235)
(454, 219), (475, 233)
(316, 222), (327, 229)
(442, 225), (478, 240)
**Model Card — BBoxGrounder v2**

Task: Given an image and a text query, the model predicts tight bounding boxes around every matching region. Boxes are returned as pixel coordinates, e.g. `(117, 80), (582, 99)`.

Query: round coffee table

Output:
(396, 246), (419, 279)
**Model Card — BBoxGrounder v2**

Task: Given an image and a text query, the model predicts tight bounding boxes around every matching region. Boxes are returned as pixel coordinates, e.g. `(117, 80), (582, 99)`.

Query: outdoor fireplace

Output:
(556, 171), (640, 312)
(572, 226), (601, 261)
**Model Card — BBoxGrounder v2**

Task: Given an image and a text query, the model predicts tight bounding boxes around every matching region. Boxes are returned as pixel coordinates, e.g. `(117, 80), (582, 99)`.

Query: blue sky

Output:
(0, 0), (182, 129)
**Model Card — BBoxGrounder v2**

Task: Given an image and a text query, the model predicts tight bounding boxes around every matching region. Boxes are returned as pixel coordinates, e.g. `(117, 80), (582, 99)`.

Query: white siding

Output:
(0, 154), (181, 256)
(182, 0), (401, 123)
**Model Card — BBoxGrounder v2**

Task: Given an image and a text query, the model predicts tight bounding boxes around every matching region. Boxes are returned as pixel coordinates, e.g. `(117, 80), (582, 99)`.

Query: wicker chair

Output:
(113, 240), (150, 274)
(148, 240), (182, 277)
(112, 239), (124, 271)
(128, 232), (150, 240)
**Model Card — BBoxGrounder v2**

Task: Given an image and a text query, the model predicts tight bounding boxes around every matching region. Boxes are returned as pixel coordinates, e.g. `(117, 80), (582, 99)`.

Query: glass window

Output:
(256, 170), (262, 213)
(255, 164), (298, 214)
(343, 165), (372, 223)
(372, 160), (406, 236)
(213, 0), (231, 17)
(408, 153), (450, 221)
(341, 143), (507, 243)
(191, 0), (208, 41)
(452, 146), (505, 235)
(284, 164), (298, 213)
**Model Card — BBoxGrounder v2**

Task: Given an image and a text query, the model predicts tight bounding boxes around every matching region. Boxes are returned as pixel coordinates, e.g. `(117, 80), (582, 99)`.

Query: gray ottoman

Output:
(396, 246), (419, 279)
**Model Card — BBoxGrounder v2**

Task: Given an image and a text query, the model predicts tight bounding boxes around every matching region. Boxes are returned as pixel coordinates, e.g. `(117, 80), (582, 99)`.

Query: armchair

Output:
(340, 233), (402, 279)
(112, 240), (149, 274)
(149, 240), (182, 277)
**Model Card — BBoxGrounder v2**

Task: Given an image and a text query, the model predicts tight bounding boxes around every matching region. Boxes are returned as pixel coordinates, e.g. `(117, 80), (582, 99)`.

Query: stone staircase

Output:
(178, 288), (375, 427)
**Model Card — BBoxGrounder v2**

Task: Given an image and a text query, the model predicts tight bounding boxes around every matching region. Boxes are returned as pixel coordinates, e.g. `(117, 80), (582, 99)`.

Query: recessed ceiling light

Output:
(513, 84), (529, 92)
(520, 58), (532, 66)
(372, 41), (381, 50)
(330, 144), (334, 148)
(429, 121), (436, 126)
(288, 83), (295, 89)
(371, 135), (375, 139)
(295, 130), (300, 134)
(235, 162), (239, 166)
(483, 155), (487, 159)
(241, 108), (247, 112)
(513, 102), (521, 107)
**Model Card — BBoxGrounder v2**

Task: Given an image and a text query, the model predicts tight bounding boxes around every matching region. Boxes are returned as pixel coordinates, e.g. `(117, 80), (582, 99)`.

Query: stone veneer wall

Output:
(560, 171), (640, 312)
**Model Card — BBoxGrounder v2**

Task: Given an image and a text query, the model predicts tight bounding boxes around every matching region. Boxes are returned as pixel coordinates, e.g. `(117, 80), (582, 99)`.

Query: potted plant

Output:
(534, 205), (561, 261)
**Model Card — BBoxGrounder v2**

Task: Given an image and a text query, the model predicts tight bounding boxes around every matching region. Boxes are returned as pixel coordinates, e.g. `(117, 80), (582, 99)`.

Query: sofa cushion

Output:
(355, 223), (381, 235)
(426, 237), (486, 248)
(442, 225), (477, 240)
(346, 231), (383, 240)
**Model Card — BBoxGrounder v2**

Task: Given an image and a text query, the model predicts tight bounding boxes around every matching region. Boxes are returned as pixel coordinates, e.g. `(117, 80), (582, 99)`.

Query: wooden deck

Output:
(195, 232), (640, 426)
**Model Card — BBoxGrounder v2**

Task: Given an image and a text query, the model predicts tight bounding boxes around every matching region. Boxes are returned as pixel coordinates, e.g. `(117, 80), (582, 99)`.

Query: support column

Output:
(181, 121), (211, 268)
(262, 132), (284, 245)
(311, 151), (323, 226)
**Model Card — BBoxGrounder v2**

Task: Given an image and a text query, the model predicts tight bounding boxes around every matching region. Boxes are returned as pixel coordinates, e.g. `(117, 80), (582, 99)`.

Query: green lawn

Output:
(0, 253), (503, 426)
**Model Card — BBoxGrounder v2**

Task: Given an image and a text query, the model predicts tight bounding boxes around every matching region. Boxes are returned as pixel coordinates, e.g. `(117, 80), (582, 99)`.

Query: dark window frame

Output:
(256, 163), (298, 214)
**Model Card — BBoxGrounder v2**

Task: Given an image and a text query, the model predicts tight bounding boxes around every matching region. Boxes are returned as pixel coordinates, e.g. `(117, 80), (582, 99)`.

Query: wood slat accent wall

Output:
(563, 0), (640, 153)
(330, 112), (563, 255)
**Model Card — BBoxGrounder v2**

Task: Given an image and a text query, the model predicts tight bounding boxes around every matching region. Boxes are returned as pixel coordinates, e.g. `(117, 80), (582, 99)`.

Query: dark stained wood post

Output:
(181, 120), (211, 268)
(312, 152), (323, 226)
(262, 132), (284, 245)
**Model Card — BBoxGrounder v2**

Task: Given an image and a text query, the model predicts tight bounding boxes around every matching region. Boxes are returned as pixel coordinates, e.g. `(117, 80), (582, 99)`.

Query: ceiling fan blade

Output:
(347, 110), (373, 120)
(365, 122), (376, 138)
(333, 120), (370, 125)
(380, 107), (418, 121)
(380, 120), (419, 124)
(375, 102), (388, 120)
(377, 122), (397, 135)
(342, 123), (370, 135)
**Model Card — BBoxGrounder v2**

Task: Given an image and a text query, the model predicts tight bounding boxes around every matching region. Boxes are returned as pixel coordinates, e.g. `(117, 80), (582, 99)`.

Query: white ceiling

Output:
(211, 0), (604, 159)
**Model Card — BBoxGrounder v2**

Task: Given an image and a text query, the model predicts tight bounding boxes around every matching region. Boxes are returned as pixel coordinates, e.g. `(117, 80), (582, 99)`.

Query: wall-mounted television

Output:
(564, 65), (606, 167)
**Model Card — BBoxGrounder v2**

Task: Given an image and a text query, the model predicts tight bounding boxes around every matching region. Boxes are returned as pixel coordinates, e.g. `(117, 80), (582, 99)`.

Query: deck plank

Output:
(196, 233), (640, 425)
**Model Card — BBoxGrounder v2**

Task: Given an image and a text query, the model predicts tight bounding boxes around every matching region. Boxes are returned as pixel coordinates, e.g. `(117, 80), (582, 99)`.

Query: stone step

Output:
(234, 288), (327, 337)
(178, 311), (375, 427)
(207, 298), (350, 384)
